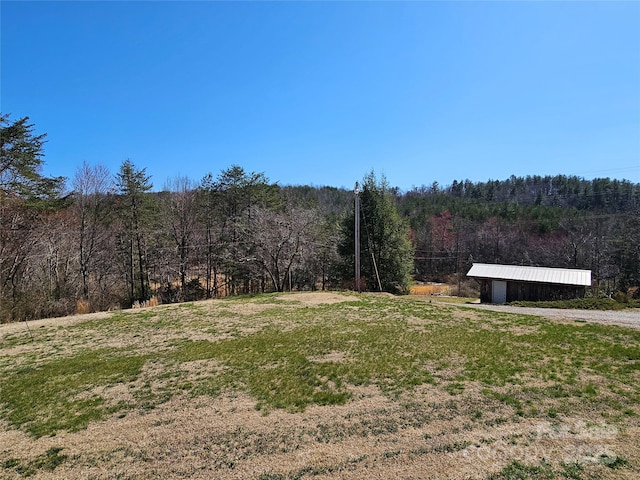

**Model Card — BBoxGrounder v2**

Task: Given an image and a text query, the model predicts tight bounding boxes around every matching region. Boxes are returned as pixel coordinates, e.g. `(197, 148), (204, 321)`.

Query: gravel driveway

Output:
(459, 303), (640, 329)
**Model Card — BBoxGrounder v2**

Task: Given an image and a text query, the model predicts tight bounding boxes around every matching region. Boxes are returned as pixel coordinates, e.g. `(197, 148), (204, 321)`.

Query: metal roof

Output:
(467, 263), (592, 287)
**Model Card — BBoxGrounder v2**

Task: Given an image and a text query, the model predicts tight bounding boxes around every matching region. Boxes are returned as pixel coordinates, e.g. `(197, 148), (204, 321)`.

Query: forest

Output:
(1, 115), (639, 322)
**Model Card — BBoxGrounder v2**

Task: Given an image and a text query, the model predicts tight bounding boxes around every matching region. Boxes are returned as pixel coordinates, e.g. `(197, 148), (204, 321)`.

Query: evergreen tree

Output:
(0, 114), (64, 201)
(0, 115), (65, 321)
(339, 171), (413, 294)
(201, 165), (279, 295)
(115, 159), (153, 305)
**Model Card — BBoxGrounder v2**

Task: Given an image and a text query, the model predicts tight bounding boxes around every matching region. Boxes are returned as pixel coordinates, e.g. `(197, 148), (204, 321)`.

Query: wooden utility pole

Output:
(355, 182), (361, 292)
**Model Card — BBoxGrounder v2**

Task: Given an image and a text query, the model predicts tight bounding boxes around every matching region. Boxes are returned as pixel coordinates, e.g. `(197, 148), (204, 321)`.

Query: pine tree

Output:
(115, 159), (153, 305)
(339, 171), (414, 294)
(200, 165), (279, 295)
(0, 114), (64, 201)
(0, 114), (65, 321)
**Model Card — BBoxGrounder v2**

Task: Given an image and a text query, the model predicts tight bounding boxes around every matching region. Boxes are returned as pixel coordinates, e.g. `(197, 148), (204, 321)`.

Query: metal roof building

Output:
(467, 263), (592, 303)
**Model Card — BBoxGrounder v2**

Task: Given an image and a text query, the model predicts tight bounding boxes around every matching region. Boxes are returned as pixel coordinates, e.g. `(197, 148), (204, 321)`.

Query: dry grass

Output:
(1, 388), (636, 479)
(75, 299), (91, 315)
(409, 283), (451, 296)
(1, 292), (638, 479)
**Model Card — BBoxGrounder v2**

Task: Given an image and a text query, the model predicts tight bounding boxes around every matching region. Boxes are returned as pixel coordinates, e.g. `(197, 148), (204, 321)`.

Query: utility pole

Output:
(355, 181), (361, 292)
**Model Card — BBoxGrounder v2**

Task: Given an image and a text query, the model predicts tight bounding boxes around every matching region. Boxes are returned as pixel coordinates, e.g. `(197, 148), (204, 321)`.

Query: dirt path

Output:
(456, 303), (640, 329)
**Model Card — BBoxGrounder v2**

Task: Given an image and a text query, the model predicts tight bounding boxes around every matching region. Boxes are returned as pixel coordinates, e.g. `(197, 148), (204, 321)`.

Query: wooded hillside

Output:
(1, 115), (638, 322)
(398, 175), (640, 290)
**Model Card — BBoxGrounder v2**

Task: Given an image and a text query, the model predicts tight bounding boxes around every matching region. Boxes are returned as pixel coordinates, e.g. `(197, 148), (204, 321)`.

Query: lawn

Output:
(1, 292), (638, 479)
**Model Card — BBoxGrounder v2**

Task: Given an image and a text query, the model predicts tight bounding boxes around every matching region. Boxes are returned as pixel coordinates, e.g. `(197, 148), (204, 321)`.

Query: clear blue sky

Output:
(2, 1), (639, 191)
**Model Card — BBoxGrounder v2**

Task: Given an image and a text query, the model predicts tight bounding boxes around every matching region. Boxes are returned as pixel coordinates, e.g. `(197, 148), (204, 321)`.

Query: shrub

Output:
(509, 297), (635, 310)
(613, 291), (629, 304)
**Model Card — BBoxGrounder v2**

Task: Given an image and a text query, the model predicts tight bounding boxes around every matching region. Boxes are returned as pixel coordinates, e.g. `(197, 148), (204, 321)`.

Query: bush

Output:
(456, 279), (479, 298)
(613, 291), (629, 304)
(185, 278), (206, 301)
(157, 279), (206, 304)
(510, 297), (640, 310)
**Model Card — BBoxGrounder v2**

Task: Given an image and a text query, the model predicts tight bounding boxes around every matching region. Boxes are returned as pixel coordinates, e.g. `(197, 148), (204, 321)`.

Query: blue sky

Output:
(2, 1), (639, 191)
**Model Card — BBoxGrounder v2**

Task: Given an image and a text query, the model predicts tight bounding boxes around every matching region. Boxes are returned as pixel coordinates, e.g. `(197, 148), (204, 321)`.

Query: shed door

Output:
(492, 280), (507, 303)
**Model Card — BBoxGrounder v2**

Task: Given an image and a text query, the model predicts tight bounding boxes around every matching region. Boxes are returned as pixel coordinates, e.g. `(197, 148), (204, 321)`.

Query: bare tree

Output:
(30, 209), (78, 318)
(0, 114), (64, 321)
(251, 207), (317, 292)
(162, 176), (199, 301)
(198, 174), (224, 298)
(72, 161), (112, 304)
(0, 199), (41, 321)
(560, 214), (594, 269)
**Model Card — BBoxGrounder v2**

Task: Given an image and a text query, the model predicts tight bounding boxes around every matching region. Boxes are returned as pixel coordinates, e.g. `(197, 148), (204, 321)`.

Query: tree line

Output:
(1, 114), (638, 322)
(2, 115), (407, 321)
(399, 176), (640, 292)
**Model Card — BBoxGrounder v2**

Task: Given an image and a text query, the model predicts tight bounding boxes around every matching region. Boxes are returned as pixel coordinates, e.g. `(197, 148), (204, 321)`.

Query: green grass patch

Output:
(1, 293), (639, 438)
(2, 446), (67, 477)
(165, 303), (639, 413)
(486, 455), (631, 479)
(419, 296), (479, 305)
(598, 454), (630, 469)
(487, 460), (555, 479)
(509, 297), (640, 310)
(1, 350), (146, 437)
(482, 389), (524, 416)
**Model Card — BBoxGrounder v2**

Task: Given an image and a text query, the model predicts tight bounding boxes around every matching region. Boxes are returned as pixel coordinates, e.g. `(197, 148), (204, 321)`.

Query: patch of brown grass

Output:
(75, 299), (91, 315)
(309, 351), (348, 364)
(1, 386), (633, 479)
(410, 283), (451, 296)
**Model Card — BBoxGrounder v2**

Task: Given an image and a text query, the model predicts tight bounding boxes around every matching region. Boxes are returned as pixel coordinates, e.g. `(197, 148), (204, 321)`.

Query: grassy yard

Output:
(1, 292), (638, 479)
